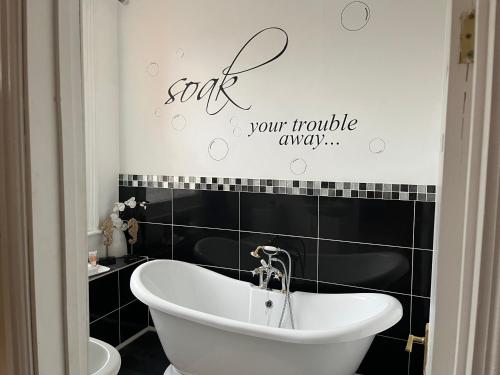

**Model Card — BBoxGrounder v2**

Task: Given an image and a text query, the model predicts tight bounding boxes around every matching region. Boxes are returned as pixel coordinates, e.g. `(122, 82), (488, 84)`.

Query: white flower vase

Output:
(108, 229), (127, 258)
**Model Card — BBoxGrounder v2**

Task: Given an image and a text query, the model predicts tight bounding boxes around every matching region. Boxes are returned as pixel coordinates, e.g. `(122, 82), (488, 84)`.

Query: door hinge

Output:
(459, 11), (475, 64)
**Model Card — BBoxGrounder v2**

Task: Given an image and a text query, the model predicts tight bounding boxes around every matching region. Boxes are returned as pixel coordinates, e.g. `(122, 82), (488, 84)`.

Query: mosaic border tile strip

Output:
(119, 174), (437, 202)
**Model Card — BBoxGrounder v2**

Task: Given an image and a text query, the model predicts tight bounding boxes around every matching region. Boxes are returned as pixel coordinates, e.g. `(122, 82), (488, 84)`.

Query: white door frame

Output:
(2, 0), (498, 374)
(1, 0), (88, 373)
(430, 0), (499, 373)
(0, 0), (36, 374)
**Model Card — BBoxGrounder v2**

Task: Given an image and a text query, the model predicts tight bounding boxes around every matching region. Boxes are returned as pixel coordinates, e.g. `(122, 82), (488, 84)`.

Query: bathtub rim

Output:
(131, 259), (403, 344)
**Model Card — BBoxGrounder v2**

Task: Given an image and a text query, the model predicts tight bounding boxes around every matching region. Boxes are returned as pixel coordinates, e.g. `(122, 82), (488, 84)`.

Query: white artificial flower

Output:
(110, 213), (119, 220)
(125, 197), (137, 208)
(121, 222), (129, 231)
(117, 202), (125, 212)
(139, 202), (147, 210)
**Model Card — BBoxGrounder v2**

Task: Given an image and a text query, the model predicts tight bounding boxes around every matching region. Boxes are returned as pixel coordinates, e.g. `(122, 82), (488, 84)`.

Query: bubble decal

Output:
(208, 138), (229, 161)
(341, 1), (370, 31)
(369, 138), (386, 154)
(147, 62), (160, 76)
(171, 114), (187, 131)
(290, 158), (307, 175)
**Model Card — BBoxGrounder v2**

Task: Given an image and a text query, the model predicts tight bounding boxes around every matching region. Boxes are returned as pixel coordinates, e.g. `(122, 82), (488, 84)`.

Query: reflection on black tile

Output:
(413, 250), (433, 297)
(318, 241), (412, 295)
(415, 202), (435, 250)
(119, 186), (173, 224)
(173, 190), (238, 229)
(173, 226), (239, 269)
(89, 272), (119, 322)
(240, 232), (318, 281)
(90, 311), (119, 347)
(317, 282), (410, 340)
(120, 300), (149, 343)
(133, 223), (172, 259)
(319, 198), (414, 247)
(119, 332), (169, 375)
(358, 336), (409, 375)
(240, 193), (318, 237)
(119, 260), (146, 306)
(411, 297), (430, 338)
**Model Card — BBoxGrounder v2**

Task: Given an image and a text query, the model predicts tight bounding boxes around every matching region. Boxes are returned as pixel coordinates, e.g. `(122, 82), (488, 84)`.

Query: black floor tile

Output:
(119, 332), (169, 375)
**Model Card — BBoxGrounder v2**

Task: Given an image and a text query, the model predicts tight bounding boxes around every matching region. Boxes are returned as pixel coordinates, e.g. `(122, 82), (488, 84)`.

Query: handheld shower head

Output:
(250, 245), (280, 258)
(250, 246), (263, 258)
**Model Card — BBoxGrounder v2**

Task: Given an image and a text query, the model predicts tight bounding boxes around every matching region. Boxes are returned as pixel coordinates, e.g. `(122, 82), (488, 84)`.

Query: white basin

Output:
(88, 338), (121, 375)
(88, 264), (110, 277)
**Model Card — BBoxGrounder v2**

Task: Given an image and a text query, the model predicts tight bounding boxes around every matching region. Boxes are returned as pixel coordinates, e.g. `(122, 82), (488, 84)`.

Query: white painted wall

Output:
(117, 0), (448, 184)
(84, 0), (121, 255)
(27, 0), (66, 372)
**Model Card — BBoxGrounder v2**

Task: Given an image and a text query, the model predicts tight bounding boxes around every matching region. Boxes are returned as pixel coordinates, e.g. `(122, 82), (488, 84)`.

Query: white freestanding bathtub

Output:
(131, 260), (402, 375)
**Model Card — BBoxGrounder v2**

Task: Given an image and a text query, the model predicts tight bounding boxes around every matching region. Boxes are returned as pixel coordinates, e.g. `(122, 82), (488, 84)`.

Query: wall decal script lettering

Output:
(164, 27), (288, 115)
(247, 114), (359, 150)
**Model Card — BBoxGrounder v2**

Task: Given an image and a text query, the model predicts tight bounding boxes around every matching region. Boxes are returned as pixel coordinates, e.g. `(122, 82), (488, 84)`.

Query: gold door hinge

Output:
(460, 11), (475, 64)
(406, 323), (430, 374)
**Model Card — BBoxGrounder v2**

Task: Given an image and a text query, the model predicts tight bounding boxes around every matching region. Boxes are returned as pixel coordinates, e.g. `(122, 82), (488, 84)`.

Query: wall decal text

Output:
(164, 27), (289, 115)
(247, 114), (359, 150)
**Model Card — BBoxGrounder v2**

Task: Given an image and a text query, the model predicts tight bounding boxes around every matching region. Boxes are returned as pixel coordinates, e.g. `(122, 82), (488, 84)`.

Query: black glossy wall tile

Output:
(318, 240), (412, 295)
(119, 260), (146, 306)
(173, 190), (238, 229)
(133, 223), (172, 259)
(414, 202), (435, 250)
(411, 297), (430, 337)
(90, 311), (120, 347)
(120, 300), (149, 343)
(120, 186), (173, 224)
(317, 282), (410, 340)
(240, 193), (318, 237)
(240, 232), (318, 281)
(319, 198), (414, 247)
(409, 345), (425, 375)
(412, 250), (433, 297)
(89, 272), (118, 322)
(173, 226), (239, 269)
(357, 336), (409, 375)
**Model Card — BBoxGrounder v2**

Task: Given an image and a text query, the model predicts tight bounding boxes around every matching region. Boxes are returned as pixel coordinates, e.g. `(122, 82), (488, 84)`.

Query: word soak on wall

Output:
(118, 0), (448, 185)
